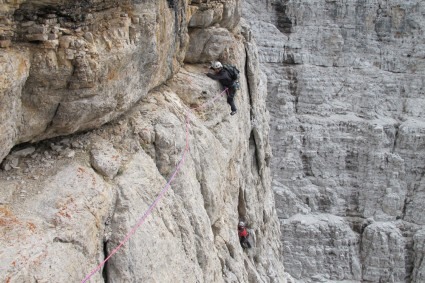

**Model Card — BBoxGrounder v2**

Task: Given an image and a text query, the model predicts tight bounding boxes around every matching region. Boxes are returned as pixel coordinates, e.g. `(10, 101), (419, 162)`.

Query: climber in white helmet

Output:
(206, 61), (240, 116)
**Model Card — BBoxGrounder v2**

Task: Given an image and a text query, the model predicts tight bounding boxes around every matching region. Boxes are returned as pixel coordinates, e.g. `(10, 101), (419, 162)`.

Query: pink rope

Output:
(191, 88), (228, 111)
(81, 88), (227, 282)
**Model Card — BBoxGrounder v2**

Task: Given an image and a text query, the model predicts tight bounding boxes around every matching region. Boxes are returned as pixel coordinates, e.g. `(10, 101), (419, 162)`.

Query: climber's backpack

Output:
(223, 64), (240, 81)
(223, 64), (240, 90)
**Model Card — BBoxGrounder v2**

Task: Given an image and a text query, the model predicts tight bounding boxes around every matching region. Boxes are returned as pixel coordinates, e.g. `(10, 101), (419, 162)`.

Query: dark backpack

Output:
(223, 64), (240, 81)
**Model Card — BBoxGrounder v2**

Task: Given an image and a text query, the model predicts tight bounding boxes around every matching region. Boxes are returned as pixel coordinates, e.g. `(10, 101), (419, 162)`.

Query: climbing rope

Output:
(81, 88), (228, 282)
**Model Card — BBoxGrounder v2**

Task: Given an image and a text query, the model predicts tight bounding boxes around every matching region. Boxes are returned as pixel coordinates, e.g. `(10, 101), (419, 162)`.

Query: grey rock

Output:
(184, 27), (234, 63)
(412, 229), (425, 282)
(244, 0), (425, 282)
(26, 34), (48, 42)
(89, 137), (121, 179)
(64, 150), (75, 158)
(0, 54), (289, 280)
(282, 214), (361, 280)
(189, 3), (223, 28)
(27, 25), (47, 34)
(361, 222), (405, 282)
(12, 147), (35, 157)
(0, 39), (11, 48)
(0, 0), (192, 162)
(0, 1), (290, 282)
(10, 157), (19, 168)
(0, 162), (114, 283)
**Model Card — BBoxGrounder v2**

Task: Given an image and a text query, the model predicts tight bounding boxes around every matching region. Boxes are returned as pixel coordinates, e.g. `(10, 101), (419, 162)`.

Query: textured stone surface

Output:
(89, 136), (122, 179)
(0, 162), (114, 283)
(282, 214), (361, 281)
(107, 150), (209, 282)
(0, 1), (289, 282)
(185, 27), (236, 64)
(412, 229), (425, 283)
(0, 0), (190, 162)
(243, 0), (425, 282)
(361, 222), (405, 282)
(0, 67), (288, 281)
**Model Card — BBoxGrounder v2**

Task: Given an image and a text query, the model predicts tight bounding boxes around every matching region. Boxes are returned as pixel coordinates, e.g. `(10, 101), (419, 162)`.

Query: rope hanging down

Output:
(81, 88), (228, 282)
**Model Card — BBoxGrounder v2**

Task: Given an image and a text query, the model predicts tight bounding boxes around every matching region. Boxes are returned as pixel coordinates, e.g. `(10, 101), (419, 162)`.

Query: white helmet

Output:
(210, 61), (223, 69)
(238, 221), (245, 227)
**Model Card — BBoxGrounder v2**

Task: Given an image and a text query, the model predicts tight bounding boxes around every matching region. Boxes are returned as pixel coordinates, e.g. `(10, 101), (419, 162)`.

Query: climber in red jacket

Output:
(238, 221), (251, 249)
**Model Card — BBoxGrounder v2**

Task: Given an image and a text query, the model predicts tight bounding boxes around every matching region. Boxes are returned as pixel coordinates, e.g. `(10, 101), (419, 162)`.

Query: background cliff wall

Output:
(243, 0), (425, 282)
(0, 0), (290, 282)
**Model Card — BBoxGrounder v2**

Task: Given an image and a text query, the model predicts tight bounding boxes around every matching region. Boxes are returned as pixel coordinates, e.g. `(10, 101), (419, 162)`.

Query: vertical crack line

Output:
(392, 124), (400, 153)
(102, 240), (109, 283)
(244, 45), (254, 121)
(287, 68), (298, 114)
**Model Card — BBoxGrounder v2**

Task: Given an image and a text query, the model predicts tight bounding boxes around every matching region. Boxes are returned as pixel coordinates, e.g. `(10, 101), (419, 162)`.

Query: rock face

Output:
(0, 0), (189, 162)
(243, 0), (425, 282)
(0, 1), (289, 282)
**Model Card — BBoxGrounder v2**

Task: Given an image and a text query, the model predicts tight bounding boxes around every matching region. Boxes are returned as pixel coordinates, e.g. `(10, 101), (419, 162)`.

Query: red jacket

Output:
(238, 227), (248, 237)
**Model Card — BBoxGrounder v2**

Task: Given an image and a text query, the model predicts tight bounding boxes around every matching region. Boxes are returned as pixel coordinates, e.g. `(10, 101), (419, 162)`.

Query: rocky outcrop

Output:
(361, 222), (406, 282)
(244, 0), (425, 282)
(281, 214), (361, 281)
(0, 0), (189, 162)
(0, 0), (289, 282)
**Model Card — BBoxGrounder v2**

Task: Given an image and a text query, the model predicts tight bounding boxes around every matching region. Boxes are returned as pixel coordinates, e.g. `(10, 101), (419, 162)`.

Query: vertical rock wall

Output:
(244, 0), (425, 282)
(0, 0), (289, 282)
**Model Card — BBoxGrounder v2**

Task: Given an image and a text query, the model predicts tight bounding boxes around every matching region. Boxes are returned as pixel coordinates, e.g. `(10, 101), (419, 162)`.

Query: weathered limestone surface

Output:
(412, 229), (425, 283)
(0, 0), (290, 282)
(0, 162), (115, 282)
(0, 0), (190, 162)
(243, 0), (425, 282)
(361, 222), (406, 282)
(282, 214), (361, 281)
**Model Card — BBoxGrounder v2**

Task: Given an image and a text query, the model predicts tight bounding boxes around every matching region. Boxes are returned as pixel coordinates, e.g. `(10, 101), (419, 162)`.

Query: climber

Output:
(206, 61), (239, 116)
(238, 221), (251, 249)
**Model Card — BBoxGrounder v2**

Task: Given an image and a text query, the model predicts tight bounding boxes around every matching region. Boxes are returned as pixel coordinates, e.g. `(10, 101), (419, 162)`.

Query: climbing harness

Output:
(81, 88), (228, 282)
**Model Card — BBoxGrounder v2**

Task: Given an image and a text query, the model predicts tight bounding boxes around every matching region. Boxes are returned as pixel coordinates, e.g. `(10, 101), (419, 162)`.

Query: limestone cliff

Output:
(243, 0), (425, 282)
(0, 0), (289, 282)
